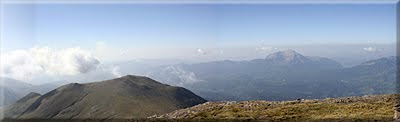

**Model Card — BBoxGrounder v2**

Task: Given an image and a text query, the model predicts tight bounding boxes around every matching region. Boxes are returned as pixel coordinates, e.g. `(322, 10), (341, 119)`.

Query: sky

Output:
(3, 3), (396, 50)
(0, 3), (397, 83)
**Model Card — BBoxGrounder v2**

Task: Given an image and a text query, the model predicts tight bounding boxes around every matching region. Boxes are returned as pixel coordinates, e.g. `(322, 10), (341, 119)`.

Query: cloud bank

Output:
(1, 47), (100, 81)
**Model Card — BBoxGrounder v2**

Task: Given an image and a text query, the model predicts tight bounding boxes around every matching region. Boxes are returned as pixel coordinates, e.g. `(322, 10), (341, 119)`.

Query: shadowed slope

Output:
(2, 75), (206, 119)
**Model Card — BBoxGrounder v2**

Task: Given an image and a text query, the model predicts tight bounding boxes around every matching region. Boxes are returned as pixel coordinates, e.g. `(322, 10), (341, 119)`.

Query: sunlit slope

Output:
(152, 94), (397, 121)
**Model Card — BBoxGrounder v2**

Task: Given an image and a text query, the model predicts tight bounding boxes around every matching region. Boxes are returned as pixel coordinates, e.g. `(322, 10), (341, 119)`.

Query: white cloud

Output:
(111, 66), (122, 78)
(197, 48), (207, 55)
(168, 66), (203, 85)
(1, 47), (100, 81)
(151, 66), (204, 87)
(363, 47), (377, 53)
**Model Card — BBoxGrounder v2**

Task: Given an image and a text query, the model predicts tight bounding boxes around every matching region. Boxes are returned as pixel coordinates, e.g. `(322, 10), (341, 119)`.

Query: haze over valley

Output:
(0, 50), (396, 106)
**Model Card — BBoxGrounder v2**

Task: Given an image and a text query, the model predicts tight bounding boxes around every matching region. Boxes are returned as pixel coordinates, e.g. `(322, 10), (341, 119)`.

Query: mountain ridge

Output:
(1, 75), (207, 119)
(148, 50), (395, 101)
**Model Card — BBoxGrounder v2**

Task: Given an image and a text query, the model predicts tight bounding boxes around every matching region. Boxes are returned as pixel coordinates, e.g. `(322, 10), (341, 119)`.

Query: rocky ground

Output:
(149, 94), (399, 121)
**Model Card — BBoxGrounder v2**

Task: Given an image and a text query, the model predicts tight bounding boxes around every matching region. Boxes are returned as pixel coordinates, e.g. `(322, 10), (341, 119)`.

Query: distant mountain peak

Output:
(265, 50), (308, 64)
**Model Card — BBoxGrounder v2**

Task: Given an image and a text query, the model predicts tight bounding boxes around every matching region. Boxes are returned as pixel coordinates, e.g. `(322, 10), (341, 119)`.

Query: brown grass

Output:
(155, 94), (398, 121)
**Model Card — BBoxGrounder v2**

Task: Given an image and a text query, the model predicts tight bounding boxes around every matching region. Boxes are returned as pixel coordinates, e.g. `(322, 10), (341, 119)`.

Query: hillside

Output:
(1, 75), (206, 119)
(150, 94), (398, 121)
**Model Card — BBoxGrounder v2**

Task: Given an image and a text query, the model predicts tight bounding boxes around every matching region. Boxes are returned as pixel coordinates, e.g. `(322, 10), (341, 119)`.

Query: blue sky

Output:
(1, 3), (397, 83)
(2, 3), (396, 51)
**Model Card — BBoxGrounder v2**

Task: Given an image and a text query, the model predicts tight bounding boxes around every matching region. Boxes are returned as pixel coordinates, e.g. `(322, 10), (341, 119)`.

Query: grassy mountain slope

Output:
(2, 75), (206, 119)
(151, 94), (397, 121)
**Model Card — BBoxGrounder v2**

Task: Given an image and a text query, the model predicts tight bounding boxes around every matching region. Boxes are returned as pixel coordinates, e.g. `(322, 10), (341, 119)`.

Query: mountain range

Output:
(0, 78), (72, 107)
(147, 50), (396, 101)
(0, 78), (33, 107)
(0, 49), (396, 119)
(2, 50), (396, 102)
